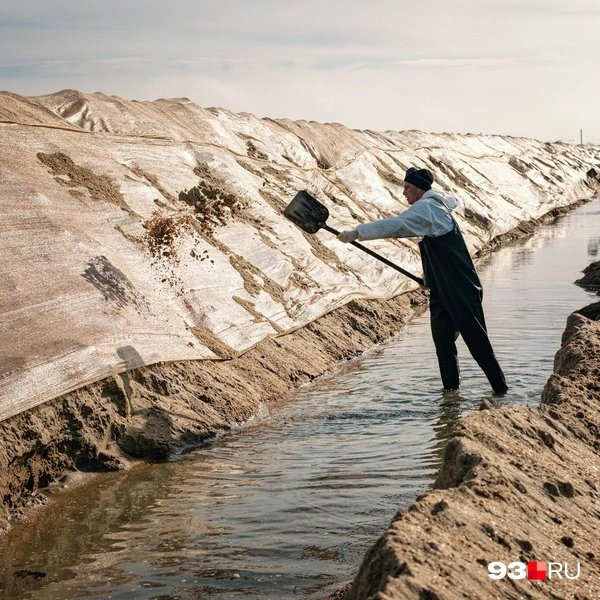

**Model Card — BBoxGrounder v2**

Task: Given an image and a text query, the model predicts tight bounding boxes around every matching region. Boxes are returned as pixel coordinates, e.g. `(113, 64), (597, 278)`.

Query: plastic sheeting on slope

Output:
(1, 89), (599, 422)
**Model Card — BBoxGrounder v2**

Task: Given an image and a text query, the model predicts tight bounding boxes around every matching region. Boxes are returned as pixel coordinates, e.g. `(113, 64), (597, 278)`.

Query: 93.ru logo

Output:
(488, 561), (581, 580)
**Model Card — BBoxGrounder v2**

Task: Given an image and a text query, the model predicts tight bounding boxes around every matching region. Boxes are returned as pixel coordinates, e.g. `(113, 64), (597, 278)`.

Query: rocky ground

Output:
(330, 262), (600, 599)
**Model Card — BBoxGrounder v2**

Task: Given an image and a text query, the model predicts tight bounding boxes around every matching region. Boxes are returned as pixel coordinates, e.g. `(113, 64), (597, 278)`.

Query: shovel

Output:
(284, 190), (425, 286)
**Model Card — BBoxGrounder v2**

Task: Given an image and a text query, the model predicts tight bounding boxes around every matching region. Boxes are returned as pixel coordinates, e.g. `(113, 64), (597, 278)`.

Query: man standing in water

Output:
(337, 167), (508, 395)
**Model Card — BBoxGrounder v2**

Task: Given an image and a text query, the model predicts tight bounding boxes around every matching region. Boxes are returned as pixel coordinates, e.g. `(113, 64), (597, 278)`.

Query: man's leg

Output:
(453, 302), (508, 394)
(430, 298), (460, 390)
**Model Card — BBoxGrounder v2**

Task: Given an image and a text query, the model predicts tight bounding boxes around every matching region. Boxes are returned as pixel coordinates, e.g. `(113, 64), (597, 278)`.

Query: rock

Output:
(479, 399), (493, 411)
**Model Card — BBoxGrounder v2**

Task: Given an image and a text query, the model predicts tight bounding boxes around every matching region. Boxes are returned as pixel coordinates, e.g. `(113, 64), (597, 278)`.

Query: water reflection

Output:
(1, 198), (600, 600)
(428, 393), (467, 470)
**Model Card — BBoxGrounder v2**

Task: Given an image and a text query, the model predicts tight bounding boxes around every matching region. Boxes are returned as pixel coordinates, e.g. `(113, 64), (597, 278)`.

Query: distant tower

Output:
(580, 129), (583, 145)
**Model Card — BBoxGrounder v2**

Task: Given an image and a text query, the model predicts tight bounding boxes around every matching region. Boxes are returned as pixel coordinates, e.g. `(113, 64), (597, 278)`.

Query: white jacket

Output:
(356, 189), (458, 240)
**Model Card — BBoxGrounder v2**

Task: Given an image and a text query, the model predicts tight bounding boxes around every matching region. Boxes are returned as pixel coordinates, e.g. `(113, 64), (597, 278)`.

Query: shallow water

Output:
(1, 199), (600, 600)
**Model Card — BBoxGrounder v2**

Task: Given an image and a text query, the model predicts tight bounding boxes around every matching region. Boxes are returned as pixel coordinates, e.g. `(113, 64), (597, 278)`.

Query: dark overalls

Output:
(419, 215), (507, 394)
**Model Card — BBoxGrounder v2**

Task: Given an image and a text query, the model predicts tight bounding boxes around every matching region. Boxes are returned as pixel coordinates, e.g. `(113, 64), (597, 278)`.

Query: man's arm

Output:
(355, 201), (435, 240)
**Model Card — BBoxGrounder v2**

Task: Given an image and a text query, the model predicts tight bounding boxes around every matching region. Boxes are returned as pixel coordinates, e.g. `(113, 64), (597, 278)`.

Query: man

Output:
(337, 167), (508, 395)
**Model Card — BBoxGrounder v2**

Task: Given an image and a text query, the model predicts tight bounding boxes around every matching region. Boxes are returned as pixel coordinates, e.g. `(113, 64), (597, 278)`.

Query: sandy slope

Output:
(0, 290), (428, 531)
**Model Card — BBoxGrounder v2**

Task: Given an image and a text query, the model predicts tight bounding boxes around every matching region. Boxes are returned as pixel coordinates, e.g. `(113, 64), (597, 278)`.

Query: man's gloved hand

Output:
(337, 229), (358, 243)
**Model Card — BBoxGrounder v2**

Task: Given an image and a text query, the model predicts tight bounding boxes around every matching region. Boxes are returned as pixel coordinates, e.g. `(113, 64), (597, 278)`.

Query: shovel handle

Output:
(322, 224), (425, 287)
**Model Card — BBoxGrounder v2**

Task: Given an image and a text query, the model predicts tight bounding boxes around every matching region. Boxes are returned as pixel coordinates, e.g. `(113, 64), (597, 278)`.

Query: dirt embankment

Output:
(340, 264), (600, 600)
(0, 290), (427, 533)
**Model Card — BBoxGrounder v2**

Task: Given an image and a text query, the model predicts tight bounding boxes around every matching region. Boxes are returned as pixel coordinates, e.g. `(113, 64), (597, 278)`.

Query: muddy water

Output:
(1, 199), (600, 600)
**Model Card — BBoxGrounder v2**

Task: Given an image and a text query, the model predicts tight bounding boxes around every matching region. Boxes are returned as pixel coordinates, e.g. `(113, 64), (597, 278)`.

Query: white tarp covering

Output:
(1, 89), (599, 421)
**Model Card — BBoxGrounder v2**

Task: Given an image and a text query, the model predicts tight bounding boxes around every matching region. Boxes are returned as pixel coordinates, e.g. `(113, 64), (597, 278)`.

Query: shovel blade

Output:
(284, 190), (330, 234)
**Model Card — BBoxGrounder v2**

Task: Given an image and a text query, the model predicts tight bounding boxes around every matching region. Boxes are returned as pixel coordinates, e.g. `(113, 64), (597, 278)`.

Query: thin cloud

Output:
(311, 55), (528, 72)
(393, 58), (520, 68)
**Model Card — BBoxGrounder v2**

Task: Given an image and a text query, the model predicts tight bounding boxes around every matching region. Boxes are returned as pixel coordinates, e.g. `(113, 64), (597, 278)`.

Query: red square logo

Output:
(528, 562), (547, 580)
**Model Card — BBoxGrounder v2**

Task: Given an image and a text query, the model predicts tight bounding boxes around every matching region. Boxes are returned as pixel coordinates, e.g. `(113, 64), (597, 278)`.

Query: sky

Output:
(2, 0), (600, 143)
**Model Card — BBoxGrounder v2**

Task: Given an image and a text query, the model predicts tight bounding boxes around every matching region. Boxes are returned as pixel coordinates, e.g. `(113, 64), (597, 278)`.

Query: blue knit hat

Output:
(405, 167), (434, 191)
